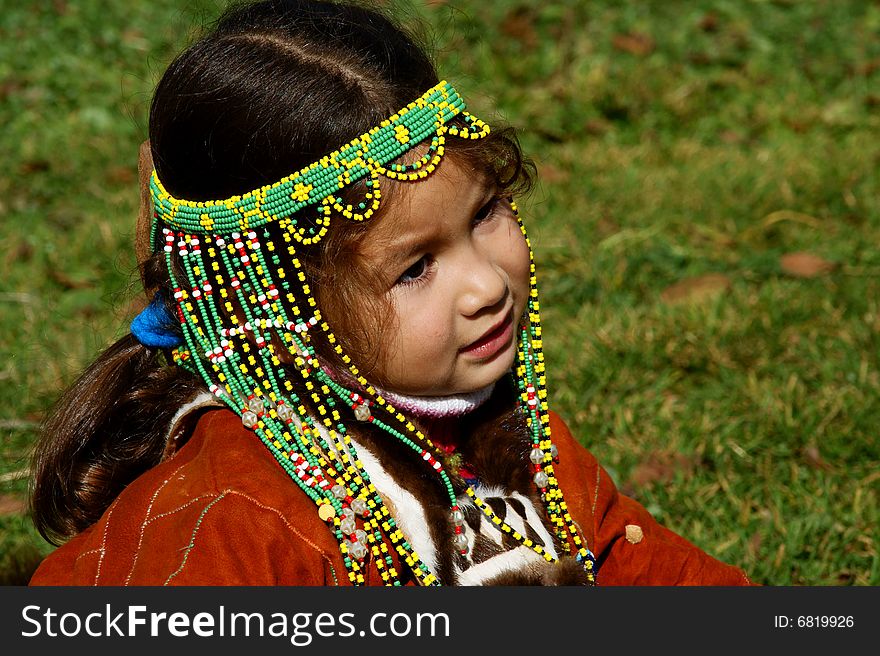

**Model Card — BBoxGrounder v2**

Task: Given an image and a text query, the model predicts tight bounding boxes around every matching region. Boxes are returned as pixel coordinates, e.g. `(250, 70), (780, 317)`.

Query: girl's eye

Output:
(396, 255), (433, 286)
(472, 196), (503, 227)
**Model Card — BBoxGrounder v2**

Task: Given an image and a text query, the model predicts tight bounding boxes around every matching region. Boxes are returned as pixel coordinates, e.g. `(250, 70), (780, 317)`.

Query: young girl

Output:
(29, 0), (751, 586)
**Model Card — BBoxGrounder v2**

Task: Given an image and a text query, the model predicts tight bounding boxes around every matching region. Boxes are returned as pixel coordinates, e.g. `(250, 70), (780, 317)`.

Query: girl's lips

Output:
(460, 311), (515, 360)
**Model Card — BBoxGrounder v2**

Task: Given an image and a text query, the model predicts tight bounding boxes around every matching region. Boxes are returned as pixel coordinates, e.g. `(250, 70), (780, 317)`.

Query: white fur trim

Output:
(379, 383), (496, 418)
(350, 439), (439, 576)
(506, 490), (559, 561)
(455, 546), (549, 586)
(165, 390), (222, 443)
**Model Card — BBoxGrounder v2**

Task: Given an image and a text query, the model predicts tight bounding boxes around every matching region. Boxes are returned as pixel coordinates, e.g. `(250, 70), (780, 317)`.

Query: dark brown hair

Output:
(31, 0), (533, 545)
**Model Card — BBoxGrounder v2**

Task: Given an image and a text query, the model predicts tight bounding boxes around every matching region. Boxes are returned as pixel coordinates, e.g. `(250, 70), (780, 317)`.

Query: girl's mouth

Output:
(460, 310), (515, 360)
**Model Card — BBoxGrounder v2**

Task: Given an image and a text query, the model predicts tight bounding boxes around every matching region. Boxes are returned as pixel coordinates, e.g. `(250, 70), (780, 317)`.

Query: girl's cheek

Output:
(505, 224), (532, 293)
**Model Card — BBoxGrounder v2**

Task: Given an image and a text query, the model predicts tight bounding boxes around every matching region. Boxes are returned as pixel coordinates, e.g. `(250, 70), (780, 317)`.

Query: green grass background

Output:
(0, 0), (877, 585)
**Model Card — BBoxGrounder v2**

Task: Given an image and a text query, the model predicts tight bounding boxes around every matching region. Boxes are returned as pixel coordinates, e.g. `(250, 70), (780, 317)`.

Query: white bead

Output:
(354, 405), (371, 422)
(529, 447), (545, 464)
(350, 498), (368, 516)
(241, 411), (258, 428)
(533, 471), (549, 488)
(276, 404), (292, 422)
(339, 518), (356, 535)
(331, 484), (347, 499)
(247, 398), (264, 414)
(349, 541), (368, 560)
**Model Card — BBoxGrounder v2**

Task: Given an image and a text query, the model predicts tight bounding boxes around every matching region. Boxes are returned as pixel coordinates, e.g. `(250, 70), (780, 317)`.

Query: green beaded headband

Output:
(150, 80), (487, 242)
(148, 80), (596, 585)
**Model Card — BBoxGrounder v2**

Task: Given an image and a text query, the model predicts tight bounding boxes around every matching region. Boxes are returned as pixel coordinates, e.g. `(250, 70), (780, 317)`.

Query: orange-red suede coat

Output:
(30, 409), (751, 586)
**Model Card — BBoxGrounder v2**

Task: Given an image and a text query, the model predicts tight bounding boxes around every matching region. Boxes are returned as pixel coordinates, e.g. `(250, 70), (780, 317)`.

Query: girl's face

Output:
(358, 158), (531, 396)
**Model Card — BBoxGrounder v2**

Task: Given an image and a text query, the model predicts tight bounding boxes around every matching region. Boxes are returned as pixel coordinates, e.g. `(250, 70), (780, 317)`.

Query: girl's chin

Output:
(383, 373), (505, 398)
(378, 347), (517, 398)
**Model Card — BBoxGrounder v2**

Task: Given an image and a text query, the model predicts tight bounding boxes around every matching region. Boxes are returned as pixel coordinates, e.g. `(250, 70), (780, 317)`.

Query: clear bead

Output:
(331, 484), (347, 499)
(529, 447), (545, 464)
(341, 507), (355, 521)
(339, 518), (356, 535)
(354, 529), (368, 544)
(276, 404), (292, 422)
(247, 397), (264, 414)
(351, 498), (368, 516)
(533, 471), (549, 488)
(241, 411), (258, 428)
(349, 541), (368, 560)
(550, 443), (559, 459)
(354, 404), (371, 421)
(450, 509), (465, 526)
(453, 532), (468, 551)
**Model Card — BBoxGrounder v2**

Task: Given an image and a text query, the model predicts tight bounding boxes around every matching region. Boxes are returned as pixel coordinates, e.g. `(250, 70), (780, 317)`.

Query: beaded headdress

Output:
(145, 80), (596, 585)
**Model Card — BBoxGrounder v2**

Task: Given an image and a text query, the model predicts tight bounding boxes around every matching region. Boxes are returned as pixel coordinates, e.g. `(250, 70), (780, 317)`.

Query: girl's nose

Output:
(459, 254), (508, 317)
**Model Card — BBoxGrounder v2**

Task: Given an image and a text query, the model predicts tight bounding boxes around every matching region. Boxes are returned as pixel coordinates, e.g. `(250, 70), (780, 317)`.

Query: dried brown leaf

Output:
(612, 32), (655, 56)
(584, 118), (611, 135)
(748, 531), (762, 555)
(720, 130), (743, 144)
(698, 12), (720, 32)
(802, 445), (832, 471)
(596, 214), (620, 238)
(628, 451), (699, 488)
(4, 241), (33, 267)
(856, 58), (880, 76)
(20, 160), (50, 175)
(538, 162), (570, 184)
(501, 7), (539, 51)
(0, 79), (23, 102)
(48, 269), (95, 290)
(106, 165), (136, 185)
(0, 494), (26, 516)
(660, 273), (731, 304)
(780, 252), (836, 278)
